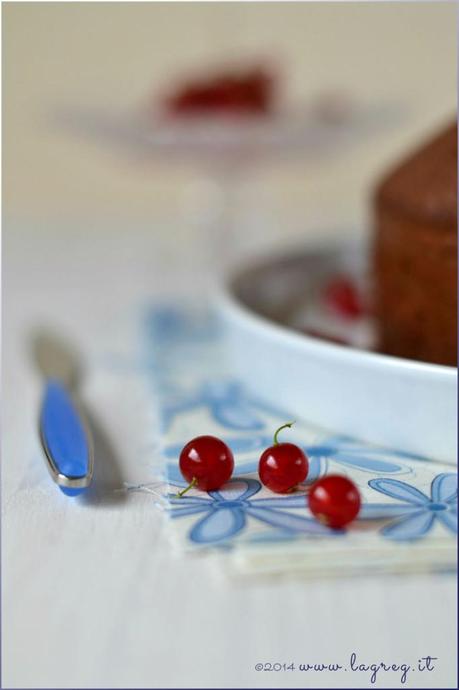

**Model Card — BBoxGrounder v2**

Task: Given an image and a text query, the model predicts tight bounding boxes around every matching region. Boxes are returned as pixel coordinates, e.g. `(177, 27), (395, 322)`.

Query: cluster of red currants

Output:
(177, 422), (361, 529)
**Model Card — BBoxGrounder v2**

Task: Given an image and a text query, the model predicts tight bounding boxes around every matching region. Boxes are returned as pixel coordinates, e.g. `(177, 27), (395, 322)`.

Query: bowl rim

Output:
(216, 253), (456, 382)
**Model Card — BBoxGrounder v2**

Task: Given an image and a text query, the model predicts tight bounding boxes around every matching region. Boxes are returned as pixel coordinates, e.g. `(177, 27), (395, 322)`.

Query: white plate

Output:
(216, 243), (457, 464)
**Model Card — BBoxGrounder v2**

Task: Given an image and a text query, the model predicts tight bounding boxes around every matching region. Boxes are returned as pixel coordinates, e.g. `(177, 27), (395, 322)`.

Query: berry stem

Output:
(176, 477), (198, 498)
(273, 421), (295, 445)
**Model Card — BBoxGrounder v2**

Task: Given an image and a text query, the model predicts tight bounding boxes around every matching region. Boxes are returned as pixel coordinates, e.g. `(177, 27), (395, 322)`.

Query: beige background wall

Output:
(3, 2), (457, 239)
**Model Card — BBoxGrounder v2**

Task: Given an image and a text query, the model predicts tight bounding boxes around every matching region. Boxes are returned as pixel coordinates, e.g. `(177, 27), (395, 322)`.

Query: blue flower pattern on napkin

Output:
(145, 304), (457, 548)
(169, 478), (335, 544)
(362, 473), (457, 541)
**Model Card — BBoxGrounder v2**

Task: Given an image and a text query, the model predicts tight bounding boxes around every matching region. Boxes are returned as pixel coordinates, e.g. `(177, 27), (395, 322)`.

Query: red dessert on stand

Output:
(164, 66), (274, 116)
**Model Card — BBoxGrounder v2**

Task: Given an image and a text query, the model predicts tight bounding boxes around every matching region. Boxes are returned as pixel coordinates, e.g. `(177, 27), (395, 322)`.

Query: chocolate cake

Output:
(373, 121), (457, 366)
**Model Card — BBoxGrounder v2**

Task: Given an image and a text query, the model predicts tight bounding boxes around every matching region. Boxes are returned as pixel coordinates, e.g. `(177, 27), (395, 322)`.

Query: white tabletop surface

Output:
(2, 219), (457, 689)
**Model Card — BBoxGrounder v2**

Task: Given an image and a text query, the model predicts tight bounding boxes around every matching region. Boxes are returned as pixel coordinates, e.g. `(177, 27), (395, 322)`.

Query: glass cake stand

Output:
(54, 97), (402, 272)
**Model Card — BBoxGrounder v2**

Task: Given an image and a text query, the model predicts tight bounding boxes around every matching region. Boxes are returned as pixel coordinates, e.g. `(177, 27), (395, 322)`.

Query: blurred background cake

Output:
(373, 121), (457, 366)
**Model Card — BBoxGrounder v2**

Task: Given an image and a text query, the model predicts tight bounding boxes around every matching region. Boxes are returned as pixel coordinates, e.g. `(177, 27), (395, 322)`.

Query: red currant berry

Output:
(308, 475), (361, 528)
(324, 276), (364, 320)
(178, 435), (234, 496)
(258, 422), (309, 494)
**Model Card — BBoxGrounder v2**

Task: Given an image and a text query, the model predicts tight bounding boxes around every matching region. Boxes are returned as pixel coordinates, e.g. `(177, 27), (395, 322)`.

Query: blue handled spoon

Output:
(33, 331), (94, 496)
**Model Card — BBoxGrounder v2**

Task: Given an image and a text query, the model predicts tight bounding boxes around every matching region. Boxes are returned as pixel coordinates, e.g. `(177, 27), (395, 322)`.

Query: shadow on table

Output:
(79, 402), (128, 507)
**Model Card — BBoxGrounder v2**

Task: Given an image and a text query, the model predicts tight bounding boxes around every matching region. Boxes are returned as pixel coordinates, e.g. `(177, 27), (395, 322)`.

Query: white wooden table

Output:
(3, 220), (456, 689)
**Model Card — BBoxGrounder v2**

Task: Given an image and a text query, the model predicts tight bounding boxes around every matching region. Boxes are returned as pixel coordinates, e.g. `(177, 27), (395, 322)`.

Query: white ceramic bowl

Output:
(216, 243), (457, 464)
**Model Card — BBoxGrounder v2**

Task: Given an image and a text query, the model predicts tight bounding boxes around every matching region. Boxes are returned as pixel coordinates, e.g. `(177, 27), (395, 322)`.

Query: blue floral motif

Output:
(168, 478), (337, 544)
(159, 383), (411, 476)
(199, 382), (266, 430)
(361, 473), (457, 541)
(160, 381), (267, 432)
(305, 435), (413, 476)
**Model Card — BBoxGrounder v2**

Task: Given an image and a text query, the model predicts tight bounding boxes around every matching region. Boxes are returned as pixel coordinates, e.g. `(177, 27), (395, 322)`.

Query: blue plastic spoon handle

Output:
(40, 379), (93, 496)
